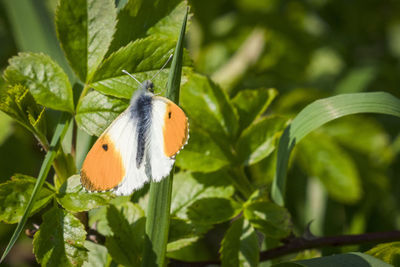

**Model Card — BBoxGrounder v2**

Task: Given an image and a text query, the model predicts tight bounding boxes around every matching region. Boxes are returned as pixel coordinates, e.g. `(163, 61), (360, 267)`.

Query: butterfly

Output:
(80, 57), (189, 195)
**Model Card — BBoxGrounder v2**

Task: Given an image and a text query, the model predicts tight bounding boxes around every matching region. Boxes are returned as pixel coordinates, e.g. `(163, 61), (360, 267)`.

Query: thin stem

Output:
(169, 231), (400, 266)
(71, 119), (77, 158)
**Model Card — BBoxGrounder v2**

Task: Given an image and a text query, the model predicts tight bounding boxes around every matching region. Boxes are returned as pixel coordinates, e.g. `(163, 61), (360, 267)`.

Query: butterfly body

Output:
(81, 81), (189, 196)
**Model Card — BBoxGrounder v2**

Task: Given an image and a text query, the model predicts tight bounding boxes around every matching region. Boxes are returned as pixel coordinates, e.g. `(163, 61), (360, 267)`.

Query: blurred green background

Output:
(1, 0), (400, 265)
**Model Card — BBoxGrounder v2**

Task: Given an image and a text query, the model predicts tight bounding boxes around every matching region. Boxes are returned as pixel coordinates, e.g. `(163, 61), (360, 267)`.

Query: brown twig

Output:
(169, 231), (400, 266)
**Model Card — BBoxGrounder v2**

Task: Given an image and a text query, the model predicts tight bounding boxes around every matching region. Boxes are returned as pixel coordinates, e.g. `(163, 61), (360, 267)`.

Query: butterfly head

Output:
(142, 80), (154, 93)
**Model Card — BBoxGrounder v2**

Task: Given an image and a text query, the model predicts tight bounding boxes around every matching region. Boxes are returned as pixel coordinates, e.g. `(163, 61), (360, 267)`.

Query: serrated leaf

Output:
(181, 71), (239, 142)
(92, 37), (179, 84)
(187, 197), (242, 225)
(57, 175), (113, 212)
(75, 90), (129, 136)
(232, 88), (278, 132)
(0, 84), (47, 142)
(297, 132), (362, 203)
(272, 92), (400, 206)
(366, 242), (400, 266)
(56, 0), (117, 82)
(171, 171), (235, 219)
(33, 206), (87, 266)
(244, 200), (291, 239)
(167, 217), (212, 252)
(87, 196), (131, 237)
(0, 175), (54, 224)
(89, 37), (192, 99)
(1, 113), (71, 263)
(91, 68), (170, 99)
(4, 52), (74, 112)
(82, 241), (108, 267)
(108, 0), (184, 53)
(175, 126), (231, 172)
(105, 202), (145, 267)
(237, 116), (288, 166)
(220, 218), (259, 267)
(274, 252), (393, 267)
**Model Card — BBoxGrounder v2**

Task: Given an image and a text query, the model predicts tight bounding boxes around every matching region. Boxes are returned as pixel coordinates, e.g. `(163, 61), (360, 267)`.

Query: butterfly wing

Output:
(81, 108), (150, 195)
(148, 96), (189, 181)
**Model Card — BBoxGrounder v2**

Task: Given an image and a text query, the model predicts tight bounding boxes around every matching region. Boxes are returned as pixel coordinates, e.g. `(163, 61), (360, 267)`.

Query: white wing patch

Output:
(148, 98), (175, 182)
(107, 110), (150, 195)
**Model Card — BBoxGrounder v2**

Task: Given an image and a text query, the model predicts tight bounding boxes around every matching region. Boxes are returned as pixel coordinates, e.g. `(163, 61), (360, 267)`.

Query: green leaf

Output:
(105, 202), (145, 267)
(175, 126), (231, 172)
(56, 0), (117, 82)
(33, 206), (88, 266)
(273, 252), (393, 267)
(232, 88), (278, 132)
(75, 90), (129, 136)
(0, 175), (53, 224)
(237, 116), (288, 166)
(92, 37), (179, 84)
(0, 84), (47, 144)
(221, 218), (243, 267)
(181, 71), (239, 142)
(244, 200), (291, 239)
(87, 196), (131, 237)
(171, 171), (235, 219)
(1, 113), (70, 263)
(142, 9), (188, 267)
(57, 175), (113, 212)
(271, 92), (400, 206)
(147, 1), (189, 39)
(82, 241), (108, 267)
(108, 0), (184, 53)
(366, 242), (400, 266)
(220, 218), (259, 267)
(167, 217), (212, 252)
(297, 132), (362, 203)
(187, 197), (242, 225)
(91, 68), (170, 99)
(4, 52), (74, 112)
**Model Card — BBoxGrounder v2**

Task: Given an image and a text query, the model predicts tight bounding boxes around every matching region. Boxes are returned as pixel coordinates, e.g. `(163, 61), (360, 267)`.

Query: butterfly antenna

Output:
(122, 69), (142, 86)
(151, 54), (173, 81)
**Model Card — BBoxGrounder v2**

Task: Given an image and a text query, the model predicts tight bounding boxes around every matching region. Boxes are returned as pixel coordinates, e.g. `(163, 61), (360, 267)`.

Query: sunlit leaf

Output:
(366, 242), (400, 266)
(33, 207), (87, 266)
(57, 175), (113, 212)
(0, 175), (53, 224)
(75, 90), (128, 136)
(4, 52), (74, 112)
(105, 202), (145, 267)
(232, 88), (278, 132)
(56, 0), (117, 81)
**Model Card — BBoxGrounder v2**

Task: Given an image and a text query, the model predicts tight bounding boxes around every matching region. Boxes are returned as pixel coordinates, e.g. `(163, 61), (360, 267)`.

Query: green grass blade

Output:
(271, 92), (400, 206)
(0, 113), (71, 263)
(141, 7), (188, 267)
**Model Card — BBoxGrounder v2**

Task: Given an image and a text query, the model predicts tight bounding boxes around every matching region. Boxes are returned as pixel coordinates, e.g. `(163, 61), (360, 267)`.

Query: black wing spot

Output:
(102, 144), (108, 151)
(168, 112), (172, 119)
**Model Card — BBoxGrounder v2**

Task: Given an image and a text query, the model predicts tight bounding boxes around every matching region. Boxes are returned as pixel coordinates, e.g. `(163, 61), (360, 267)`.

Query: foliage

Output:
(0, 0), (400, 266)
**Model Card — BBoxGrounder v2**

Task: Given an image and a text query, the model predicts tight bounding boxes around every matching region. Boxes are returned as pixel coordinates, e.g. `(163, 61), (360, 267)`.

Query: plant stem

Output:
(169, 231), (400, 266)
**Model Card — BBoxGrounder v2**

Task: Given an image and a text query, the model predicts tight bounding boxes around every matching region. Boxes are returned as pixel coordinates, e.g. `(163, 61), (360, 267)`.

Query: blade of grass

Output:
(271, 92), (400, 206)
(0, 112), (71, 263)
(141, 7), (188, 267)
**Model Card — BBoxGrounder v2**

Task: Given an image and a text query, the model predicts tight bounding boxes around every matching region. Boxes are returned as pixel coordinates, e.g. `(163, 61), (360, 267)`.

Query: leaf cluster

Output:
(0, 0), (400, 266)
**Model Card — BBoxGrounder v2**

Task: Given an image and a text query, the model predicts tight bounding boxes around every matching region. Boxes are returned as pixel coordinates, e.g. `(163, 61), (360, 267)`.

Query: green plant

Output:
(1, 0), (400, 266)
